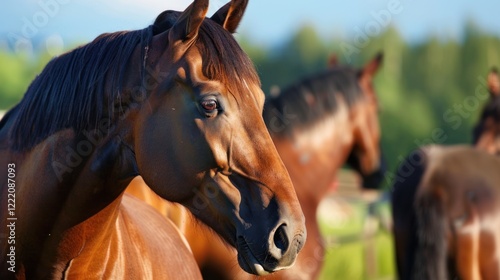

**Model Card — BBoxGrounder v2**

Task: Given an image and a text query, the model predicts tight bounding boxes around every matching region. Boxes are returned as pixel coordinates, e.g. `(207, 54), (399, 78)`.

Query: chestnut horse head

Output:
(0, 0), (305, 277)
(264, 53), (386, 192)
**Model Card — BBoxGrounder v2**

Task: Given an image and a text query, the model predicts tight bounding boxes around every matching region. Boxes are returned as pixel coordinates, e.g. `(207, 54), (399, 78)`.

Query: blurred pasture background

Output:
(2, 0), (500, 279)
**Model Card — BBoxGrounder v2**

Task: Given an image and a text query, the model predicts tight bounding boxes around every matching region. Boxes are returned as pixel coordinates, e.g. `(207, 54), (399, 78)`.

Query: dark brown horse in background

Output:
(0, 0), (307, 278)
(401, 145), (500, 280)
(144, 52), (385, 280)
(392, 68), (500, 280)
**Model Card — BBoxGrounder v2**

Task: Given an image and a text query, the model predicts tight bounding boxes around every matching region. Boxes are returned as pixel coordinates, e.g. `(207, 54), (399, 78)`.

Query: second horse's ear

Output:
(210, 0), (249, 33)
(488, 68), (500, 97)
(361, 52), (383, 77)
(358, 52), (383, 84)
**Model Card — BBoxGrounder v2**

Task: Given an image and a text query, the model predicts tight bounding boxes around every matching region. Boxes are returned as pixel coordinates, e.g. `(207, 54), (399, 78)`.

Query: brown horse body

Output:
(0, 0), (307, 278)
(126, 54), (386, 280)
(392, 69), (500, 280)
(55, 193), (199, 279)
(414, 145), (500, 280)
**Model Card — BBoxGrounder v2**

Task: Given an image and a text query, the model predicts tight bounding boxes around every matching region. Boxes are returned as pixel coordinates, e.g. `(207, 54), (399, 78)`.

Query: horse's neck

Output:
(273, 110), (355, 205)
(1, 128), (137, 278)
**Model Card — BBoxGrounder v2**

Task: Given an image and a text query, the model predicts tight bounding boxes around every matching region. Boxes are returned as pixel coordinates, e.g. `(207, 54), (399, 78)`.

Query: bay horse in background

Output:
(392, 68), (500, 280)
(0, 0), (307, 278)
(153, 52), (386, 280)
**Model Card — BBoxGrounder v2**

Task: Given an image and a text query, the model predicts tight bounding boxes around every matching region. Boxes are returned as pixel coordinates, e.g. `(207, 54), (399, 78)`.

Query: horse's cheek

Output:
(135, 111), (209, 201)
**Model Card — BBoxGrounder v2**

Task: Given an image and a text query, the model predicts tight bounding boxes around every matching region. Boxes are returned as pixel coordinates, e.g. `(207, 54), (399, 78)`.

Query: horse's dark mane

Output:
(472, 95), (500, 144)
(9, 26), (153, 151)
(263, 66), (364, 136)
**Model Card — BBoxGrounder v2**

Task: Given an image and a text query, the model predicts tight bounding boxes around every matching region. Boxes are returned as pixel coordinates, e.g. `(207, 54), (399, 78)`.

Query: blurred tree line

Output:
(1, 22), (499, 186)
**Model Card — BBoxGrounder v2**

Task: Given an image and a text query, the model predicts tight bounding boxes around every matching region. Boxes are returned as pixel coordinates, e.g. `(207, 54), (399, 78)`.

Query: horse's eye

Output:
(201, 99), (217, 111)
(199, 98), (219, 118)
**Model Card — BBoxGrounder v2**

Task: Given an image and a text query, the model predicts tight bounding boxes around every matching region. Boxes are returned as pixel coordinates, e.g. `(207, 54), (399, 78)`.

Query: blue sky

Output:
(1, 0), (500, 54)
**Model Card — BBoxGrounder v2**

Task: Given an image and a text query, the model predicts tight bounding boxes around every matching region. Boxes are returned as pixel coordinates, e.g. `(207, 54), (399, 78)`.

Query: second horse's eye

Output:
(201, 99), (217, 111)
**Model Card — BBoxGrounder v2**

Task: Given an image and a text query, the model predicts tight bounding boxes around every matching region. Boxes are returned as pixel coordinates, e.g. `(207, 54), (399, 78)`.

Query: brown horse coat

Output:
(59, 194), (200, 279)
(413, 145), (500, 280)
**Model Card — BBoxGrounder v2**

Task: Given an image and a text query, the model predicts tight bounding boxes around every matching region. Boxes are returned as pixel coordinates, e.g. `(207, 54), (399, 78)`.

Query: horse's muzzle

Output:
(236, 222), (306, 275)
(361, 155), (387, 190)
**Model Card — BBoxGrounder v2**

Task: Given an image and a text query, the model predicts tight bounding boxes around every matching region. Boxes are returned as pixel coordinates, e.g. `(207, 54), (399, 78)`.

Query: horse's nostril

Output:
(273, 224), (289, 253)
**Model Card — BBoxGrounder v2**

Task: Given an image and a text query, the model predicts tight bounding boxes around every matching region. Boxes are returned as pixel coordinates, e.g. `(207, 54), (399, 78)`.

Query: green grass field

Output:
(317, 198), (396, 280)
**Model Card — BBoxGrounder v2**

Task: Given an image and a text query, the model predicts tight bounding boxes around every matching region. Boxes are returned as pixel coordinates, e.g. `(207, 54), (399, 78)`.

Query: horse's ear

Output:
(488, 67), (500, 97)
(358, 52), (383, 99)
(359, 52), (383, 80)
(169, 0), (208, 42)
(327, 54), (339, 68)
(210, 0), (249, 33)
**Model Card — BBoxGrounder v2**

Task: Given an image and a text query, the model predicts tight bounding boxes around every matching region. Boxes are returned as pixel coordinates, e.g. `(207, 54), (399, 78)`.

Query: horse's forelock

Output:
(194, 19), (260, 99)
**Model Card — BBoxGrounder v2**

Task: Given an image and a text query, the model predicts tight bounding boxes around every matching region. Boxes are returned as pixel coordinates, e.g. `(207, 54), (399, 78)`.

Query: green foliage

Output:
(318, 233), (395, 280)
(318, 200), (395, 280)
(0, 49), (53, 109)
